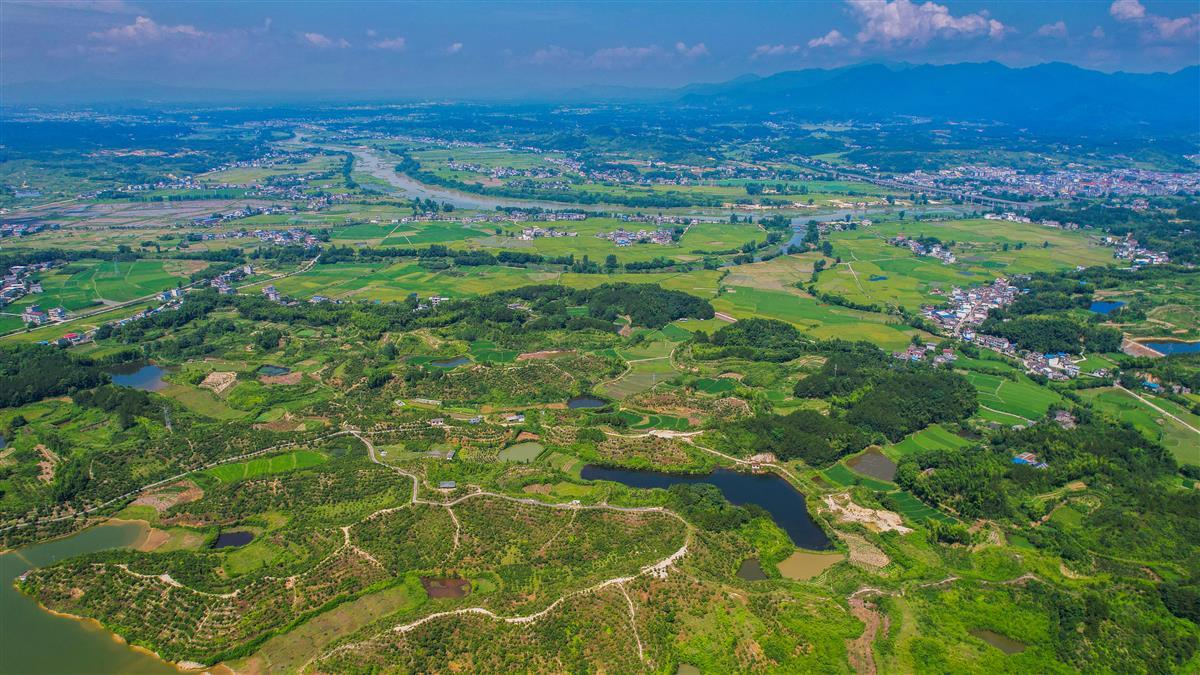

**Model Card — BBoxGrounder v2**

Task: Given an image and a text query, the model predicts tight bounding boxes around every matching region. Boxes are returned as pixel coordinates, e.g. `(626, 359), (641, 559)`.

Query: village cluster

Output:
(888, 234), (956, 264)
(0, 261), (54, 308)
(1104, 235), (1171, 266)
(0, 222), (56, 239)
(596, 227), (676, 246)
(186, 228), (321, 249)
(917, 277), (1099, 381)
(893, 165), (1200, 199)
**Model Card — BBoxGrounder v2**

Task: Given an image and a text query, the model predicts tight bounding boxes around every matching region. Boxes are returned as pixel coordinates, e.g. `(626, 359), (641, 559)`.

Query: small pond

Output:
(969, 628), (1026, 654)
(1142, 341), (1200, 355)
(430, 356), (471, 368)
(580, 466), (832, 550)
(1088, 300), (1125, 315)
(736, 558), (768, 580)
(868, 274), (888, 282)
(846, 449), (898, 482)
(567, 396), (608, 409)
(258, 364), (291, 376)
(108, 362), (168, 392)
(421, 577), (471, 598)
(212, 531), (255, 549)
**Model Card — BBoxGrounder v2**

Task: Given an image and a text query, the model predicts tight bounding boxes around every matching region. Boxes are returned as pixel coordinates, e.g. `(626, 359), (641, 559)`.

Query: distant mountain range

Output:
(4, 61), (1197, 135)
(677, 61), (1200, 134)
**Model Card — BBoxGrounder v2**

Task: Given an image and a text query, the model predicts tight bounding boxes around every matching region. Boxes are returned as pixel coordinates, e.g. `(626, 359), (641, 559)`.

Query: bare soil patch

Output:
(132, 480), (203, 513)
(35, 444), (59, 483)
(823, 493), (912, 534)
(840, 532), (891, 569)
(259, 371), (302, 385)
(517, 349), (575, 360)
(200, 371), (238, 395)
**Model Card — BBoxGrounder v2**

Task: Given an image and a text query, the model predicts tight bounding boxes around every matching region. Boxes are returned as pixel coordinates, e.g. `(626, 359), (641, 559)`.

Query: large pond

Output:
(580, 466), (832, 550)
(846, 449), (898, 482)
(1142, 341), (1200, 355)
(1088, 300), (1125, 315)
(212, 531), (254, 549)
(108, 362), (168, 392)
(258, 364), (291, 376)
(567, 396), (608, 409)
(430, 356), (471, 368)
(0, 522), (179, 673)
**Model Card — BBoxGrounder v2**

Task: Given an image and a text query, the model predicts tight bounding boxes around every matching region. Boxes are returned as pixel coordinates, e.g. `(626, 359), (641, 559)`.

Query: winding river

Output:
(327, 142), (978, 225)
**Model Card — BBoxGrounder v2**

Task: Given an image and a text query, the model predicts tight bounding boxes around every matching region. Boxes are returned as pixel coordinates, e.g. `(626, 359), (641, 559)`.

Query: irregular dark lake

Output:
(567, 396), (608, 409)
(430, 356), (471, 368)
(212, 531), (254, 549)
(580, 466), (832, 550)
(108, 362), (167, 392)
(258, 364), (291, 376)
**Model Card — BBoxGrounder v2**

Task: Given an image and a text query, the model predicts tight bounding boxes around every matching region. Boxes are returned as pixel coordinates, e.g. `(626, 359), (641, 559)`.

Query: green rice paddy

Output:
(205, 450), (327, 482)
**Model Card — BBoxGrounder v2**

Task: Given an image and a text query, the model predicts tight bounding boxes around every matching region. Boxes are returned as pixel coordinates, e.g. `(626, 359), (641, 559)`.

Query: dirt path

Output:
(846, 589), (888, 675)
(313, 430), (692, 669)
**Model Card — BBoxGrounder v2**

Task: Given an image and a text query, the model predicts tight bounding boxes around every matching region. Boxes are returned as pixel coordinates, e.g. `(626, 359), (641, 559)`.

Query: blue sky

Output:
(3, 0), (1197, 95)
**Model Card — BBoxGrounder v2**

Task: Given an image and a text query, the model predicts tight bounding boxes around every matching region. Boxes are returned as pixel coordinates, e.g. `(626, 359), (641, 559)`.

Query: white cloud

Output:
(751, 43), (803, 59)
(808, 29), (848, 48)
(365, 29), (377, 37)
(303, 32), (349, 49)
(1110, 0), (1199, 42)
(444, 41), (464, 55)
(526, 45), (571, 66)
(370, 36), (406, 51)
(1035, 20), (1068, 39)
(1109, 0), (1145, 21)
(845, 0), (1008, 47)
(89, 15), (209, 44)
(588, 45), (661, 69)
(1091, 25), (1106, 39)
(674, 41), (709, 59)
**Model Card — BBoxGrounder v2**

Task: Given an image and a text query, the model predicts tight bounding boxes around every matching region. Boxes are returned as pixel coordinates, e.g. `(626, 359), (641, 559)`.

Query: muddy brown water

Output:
(776, 550), (845, 580)
(420, 577), (471, 598)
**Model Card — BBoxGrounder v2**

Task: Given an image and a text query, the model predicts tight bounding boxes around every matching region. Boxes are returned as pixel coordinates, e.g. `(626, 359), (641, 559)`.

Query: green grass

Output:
(630, 414), (691, 431)
(498, 442), (545, 463)
(966, 372), (1064, 422)
(887, 425), (972, 459)
(712, 285), (922, 351)
(205, 450), (327, 482)
(822, 463), (894, 491)
(890, 489), (956, 524)
(1079, 387), (1200, 463)
(693, 378), (736, 395)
